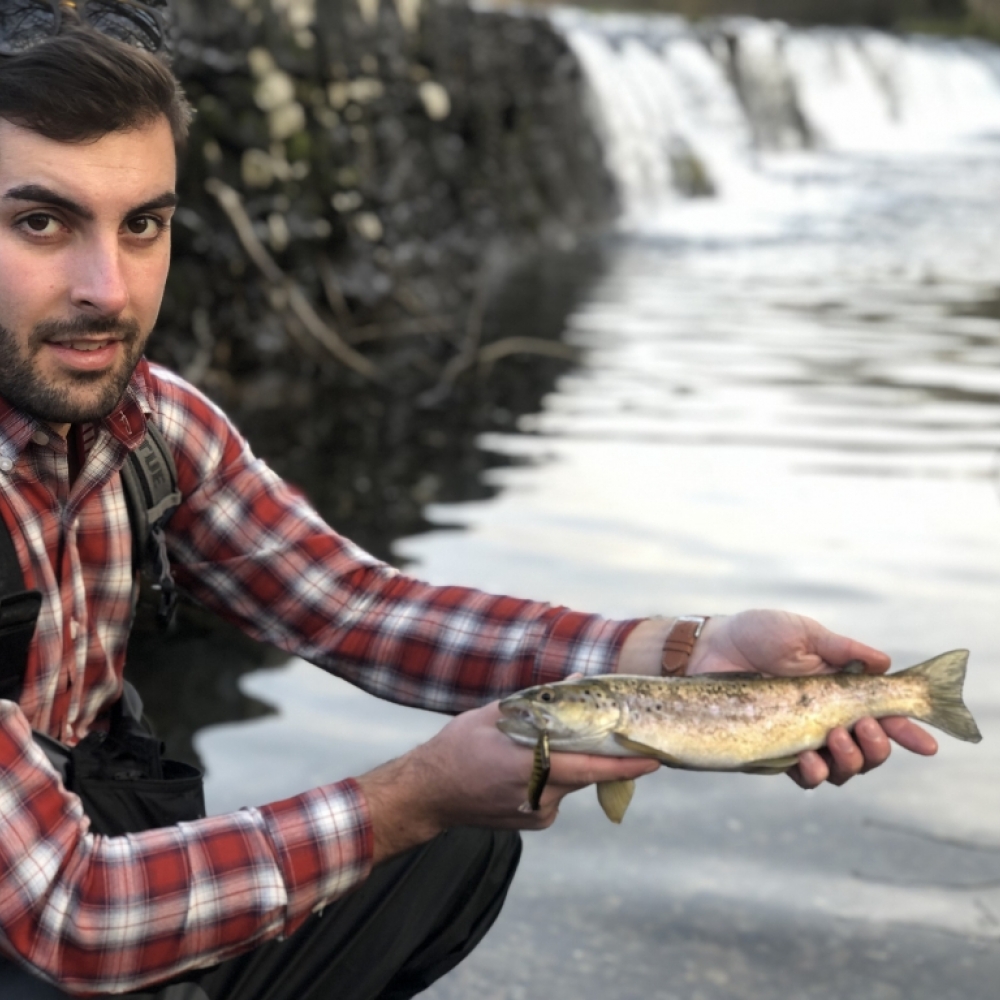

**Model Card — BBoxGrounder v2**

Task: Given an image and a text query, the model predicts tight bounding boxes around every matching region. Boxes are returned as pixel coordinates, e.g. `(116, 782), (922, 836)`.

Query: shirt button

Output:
(70, 619), (79, 640)
(0, 457), (13, 473)
(32, 430), (49, 446)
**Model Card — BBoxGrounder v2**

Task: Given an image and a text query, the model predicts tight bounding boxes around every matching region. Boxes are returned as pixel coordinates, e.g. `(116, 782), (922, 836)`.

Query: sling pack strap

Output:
(0, 421), (181, 705)
(120, 421), (183, 629)
(0, 518), (42, 703)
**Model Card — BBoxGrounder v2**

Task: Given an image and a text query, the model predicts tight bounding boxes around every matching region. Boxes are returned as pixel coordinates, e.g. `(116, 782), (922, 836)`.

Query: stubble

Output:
(0, 315), (146, 425)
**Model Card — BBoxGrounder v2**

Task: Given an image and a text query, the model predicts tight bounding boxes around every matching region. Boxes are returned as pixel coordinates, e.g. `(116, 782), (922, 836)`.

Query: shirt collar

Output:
(0, 357), (154, 459)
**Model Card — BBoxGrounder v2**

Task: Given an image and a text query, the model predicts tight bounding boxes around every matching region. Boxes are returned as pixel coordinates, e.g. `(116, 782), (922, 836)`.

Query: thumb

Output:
(813, 628), (891, 674)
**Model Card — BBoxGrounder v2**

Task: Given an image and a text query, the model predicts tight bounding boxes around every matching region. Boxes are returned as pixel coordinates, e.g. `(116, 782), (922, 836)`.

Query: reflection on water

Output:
(125, 246), (598, 760)
(135, 15), (1000, 1000)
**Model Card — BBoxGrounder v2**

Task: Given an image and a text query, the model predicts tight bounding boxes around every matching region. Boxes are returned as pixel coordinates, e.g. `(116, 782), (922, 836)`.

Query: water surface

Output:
(194, 15), (1000, 999)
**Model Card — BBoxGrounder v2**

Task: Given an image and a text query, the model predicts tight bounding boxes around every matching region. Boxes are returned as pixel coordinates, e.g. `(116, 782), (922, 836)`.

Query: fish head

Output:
(497, 678), (623, 753)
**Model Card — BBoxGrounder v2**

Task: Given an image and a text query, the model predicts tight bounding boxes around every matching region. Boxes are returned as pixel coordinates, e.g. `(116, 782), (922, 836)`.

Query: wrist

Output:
(660, 615), (710, 676)
(616, 615), (711, 676)
(356, 752), (445, 864)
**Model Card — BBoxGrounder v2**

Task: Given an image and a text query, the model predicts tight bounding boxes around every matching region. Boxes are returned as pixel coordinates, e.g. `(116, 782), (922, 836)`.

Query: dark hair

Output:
(0, 25), (192, 154)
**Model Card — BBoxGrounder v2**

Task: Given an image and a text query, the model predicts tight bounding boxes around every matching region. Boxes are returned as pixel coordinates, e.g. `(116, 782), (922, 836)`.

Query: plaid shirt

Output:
(0, 360), (638, 994)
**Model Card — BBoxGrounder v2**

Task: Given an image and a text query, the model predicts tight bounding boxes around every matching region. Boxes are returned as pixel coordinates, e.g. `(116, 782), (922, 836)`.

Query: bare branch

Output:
(205, 179), (382, 383)
(477, 337), (579, 368)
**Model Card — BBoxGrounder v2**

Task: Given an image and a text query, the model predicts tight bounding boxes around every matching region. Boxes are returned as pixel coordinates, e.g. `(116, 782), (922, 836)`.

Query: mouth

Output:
(43, 335), (126, 372)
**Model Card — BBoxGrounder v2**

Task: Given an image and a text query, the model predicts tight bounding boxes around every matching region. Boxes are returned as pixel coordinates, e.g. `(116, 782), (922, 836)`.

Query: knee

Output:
(443, 827), (522, 882)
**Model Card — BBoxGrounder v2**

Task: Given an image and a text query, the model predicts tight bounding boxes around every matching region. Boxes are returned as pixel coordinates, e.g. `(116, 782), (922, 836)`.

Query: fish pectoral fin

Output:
(596, 779), (635, 824)
(739, 754), (800, 775)
(612, 732), (683, 766)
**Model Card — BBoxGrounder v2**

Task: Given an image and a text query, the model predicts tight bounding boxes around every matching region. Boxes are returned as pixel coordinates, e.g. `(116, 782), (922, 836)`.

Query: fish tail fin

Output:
(900, 649), (982, 743)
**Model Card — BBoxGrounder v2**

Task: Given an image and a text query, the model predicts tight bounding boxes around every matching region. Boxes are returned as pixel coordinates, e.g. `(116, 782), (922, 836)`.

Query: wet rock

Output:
(146, 0), (616, 546)
(156, 0), (614, 408)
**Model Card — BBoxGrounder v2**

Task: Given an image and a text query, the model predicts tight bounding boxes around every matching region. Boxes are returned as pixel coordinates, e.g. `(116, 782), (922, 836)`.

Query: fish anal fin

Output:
(613, 732), (682, 765)
(740, 754), (800, 775)
(596, 779), (635, 824)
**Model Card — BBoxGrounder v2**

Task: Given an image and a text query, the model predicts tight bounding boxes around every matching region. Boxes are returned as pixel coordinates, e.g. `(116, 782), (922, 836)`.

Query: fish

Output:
(496, 649), (981, 824)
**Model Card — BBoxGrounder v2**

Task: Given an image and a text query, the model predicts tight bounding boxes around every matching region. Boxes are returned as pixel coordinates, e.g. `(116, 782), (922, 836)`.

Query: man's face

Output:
(0, 116), (177, 433)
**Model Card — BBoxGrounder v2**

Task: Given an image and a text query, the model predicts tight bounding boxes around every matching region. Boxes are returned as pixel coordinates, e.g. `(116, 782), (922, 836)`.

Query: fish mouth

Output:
(497, 696), (549, 745)
(496, 716), (541, 747)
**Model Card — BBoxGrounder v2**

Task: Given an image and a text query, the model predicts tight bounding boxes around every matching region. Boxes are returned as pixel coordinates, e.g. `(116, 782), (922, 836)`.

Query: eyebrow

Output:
(1, 184), (179, 220)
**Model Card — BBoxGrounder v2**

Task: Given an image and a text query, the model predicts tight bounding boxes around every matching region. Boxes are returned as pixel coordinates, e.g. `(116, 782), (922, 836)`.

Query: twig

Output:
(205, 179), (382, 383)
(317, 254), (356, 333)
(477, 337), (580, 368)
(417, 265), (492, 407)
(851, 871), (1000, 891)
(346, 316), (459, 344)
(863, 817), (1000, 855)
(183, 307), (215, 385)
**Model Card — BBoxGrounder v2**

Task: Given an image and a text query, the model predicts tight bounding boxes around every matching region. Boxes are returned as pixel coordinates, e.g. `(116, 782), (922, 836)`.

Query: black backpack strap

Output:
(0, 419), (181, 704)
(120, 421), (182, 630)
(0, 505), (42, 704)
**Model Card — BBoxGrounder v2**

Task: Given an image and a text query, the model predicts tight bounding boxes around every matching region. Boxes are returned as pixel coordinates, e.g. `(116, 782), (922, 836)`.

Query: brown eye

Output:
(22, 214), (55, 233)
(126, 216), (164, 239)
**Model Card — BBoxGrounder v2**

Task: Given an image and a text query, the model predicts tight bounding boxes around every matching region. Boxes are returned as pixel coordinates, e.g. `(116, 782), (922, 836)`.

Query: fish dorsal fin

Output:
(840, 660), (867, 675)
(739, 754), (800, 775)
(613, 731), (682, 765)
(596, 779), (635, 824)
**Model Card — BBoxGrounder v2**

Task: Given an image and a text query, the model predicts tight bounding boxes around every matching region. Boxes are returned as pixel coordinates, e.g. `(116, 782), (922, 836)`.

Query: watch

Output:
(660, 616), (709, 676)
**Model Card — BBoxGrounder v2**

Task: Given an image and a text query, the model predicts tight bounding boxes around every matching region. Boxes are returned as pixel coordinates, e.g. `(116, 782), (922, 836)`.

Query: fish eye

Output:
(539, 690), (554, 702)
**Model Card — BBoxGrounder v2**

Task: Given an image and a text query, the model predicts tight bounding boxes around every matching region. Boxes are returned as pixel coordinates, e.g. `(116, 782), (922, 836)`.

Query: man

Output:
(0, 7), (935, 1000)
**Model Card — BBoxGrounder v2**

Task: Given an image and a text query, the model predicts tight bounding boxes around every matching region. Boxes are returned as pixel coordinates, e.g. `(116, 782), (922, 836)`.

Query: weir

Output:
(550, 11), (1000, 216)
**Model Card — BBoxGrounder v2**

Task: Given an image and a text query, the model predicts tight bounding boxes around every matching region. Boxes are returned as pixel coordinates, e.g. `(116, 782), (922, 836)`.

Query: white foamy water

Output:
(201, 14), (1000, 999)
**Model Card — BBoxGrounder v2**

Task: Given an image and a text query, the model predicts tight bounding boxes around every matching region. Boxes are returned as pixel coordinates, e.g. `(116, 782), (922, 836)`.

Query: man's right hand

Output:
(355, 703), (660, 864)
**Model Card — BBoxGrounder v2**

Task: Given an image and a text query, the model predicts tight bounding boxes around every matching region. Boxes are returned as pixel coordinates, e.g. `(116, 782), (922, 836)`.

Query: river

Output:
(186, 13), (1000, 999)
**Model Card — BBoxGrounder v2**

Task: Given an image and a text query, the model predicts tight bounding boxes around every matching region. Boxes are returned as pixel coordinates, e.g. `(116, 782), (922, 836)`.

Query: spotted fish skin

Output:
(497, 650), (980, 820)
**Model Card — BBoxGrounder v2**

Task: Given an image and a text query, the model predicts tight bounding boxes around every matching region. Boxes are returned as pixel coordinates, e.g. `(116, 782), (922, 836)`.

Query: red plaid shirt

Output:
(0, 360), (638, 994)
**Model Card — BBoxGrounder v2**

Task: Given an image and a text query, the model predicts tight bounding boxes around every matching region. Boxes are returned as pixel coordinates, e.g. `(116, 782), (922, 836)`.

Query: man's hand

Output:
(355, 703), (659, 864)
(619, 609), (938, 789)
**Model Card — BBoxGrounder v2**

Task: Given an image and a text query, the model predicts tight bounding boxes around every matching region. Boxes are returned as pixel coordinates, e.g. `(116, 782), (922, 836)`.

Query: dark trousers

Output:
(0, 827), (520, 1000)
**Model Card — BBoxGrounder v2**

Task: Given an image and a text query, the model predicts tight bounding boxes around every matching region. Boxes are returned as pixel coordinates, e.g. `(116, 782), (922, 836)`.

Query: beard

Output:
(0, 315), (146, 426)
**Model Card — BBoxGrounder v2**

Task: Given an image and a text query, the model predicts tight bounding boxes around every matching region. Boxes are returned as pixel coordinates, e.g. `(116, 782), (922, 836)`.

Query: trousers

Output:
(0, 827), (521, 1000)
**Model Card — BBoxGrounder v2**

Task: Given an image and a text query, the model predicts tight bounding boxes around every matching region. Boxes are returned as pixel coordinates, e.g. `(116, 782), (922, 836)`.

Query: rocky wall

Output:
(155, 0), (613, 416)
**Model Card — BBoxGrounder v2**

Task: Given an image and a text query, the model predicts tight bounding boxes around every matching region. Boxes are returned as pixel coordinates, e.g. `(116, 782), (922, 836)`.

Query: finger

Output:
(852, 717), (892, 772)
(824, 726), (866, 785)
(813, 631), (891, 674)
(548, 753), (660, 787)
(790, 749), (829, 789)
(881, 716), (938, 755)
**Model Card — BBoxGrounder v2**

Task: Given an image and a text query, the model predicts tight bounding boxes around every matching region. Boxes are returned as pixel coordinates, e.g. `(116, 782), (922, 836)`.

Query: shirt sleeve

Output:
(0, 701), (373, 996)
(151, 365), (642, 714)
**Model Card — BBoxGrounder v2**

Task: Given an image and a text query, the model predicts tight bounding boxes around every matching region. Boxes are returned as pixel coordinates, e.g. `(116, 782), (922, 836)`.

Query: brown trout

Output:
(497, 650), (981, 823)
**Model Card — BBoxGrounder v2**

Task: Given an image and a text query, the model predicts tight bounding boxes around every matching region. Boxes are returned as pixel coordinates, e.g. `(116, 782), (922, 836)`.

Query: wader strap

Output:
(0, 419), (181, 703)
(120, 421), (182, 629)
(0, 504), (42, 704)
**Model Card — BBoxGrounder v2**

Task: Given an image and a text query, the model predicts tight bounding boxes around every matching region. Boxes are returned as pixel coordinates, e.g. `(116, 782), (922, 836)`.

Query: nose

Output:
(69, 236), (130, 317)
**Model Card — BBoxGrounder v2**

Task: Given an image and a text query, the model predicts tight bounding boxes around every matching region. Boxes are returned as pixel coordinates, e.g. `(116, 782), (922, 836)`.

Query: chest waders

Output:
(0, 426), (522, 1000)
(0, 421), (206, 836)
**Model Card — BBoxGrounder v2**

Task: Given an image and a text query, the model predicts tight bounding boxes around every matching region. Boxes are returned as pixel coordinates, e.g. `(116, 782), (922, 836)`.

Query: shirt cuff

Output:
(257, 777), (374, 934)
(533, 613), (642, 682)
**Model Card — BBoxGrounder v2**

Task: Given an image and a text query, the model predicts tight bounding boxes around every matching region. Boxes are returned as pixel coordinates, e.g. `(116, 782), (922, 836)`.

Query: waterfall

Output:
(551, 9), (1000, 221)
